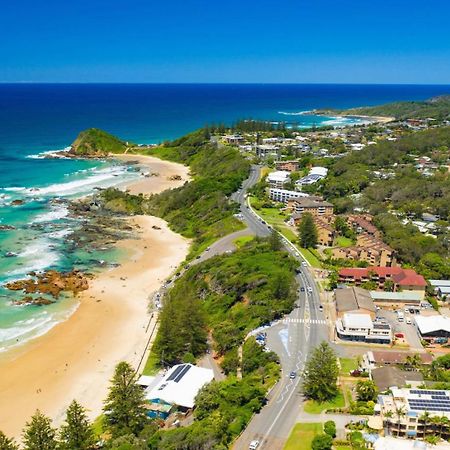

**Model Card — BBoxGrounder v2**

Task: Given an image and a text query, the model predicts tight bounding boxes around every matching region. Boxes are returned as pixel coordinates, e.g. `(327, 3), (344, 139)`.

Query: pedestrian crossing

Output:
(282, 318), (328, 325)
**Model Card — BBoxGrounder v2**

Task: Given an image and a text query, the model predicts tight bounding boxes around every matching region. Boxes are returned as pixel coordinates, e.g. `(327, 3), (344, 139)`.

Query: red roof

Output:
(339, 266), (426, 287)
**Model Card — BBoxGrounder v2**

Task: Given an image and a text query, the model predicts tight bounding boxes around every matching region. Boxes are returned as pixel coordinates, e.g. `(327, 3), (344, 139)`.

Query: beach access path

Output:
(0, 155), (190, 438)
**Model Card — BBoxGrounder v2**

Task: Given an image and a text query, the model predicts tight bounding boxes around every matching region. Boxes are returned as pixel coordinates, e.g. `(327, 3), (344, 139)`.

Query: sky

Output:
(1, 0), (449, 84)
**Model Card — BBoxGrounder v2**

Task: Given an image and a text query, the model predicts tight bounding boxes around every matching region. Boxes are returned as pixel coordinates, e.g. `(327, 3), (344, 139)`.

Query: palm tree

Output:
(439, 416), (450, 438)
(384, 410), (394, 435)
(419, 411), (432, 437)
(394, 406), (406, 436)
(405, 354), (422, 370)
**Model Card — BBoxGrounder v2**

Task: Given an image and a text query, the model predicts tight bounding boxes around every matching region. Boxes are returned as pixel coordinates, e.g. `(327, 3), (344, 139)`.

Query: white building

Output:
(145, 363), (214, 417)
(335, 313), (392, 344)
(414, 315), (450, 339)
(296, 166), (328, 186)
(267, 171), (290, 188)
(269, 188), (308, 203)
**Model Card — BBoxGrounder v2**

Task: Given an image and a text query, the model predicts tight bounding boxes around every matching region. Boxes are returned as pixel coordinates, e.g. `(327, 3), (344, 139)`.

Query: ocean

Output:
(0, 83), (448, 351)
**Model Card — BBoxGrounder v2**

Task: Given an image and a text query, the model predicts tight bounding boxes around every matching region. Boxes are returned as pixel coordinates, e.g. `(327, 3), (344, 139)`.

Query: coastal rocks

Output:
(5, 270), (91, 298)
(10, 199), (25, 206)
(13, 296), (55, 306)
(0, 225), (16, 231)
(168, 174), (182, 181)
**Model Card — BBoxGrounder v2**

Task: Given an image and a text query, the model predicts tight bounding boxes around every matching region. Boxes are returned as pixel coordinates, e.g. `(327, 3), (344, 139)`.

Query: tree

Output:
(59, 400), (94, 449)
(268, 229), (283, 251)
(22, 410), (58, 450)
(103, 362), (147, 437)
(298, 213), (318, 248)
(0, 431), (18, 450)
(323, 420), (336, 438)
(356, 380), (378, 402)
(405, 354), (422, 370)
(394, 405), (406, 436)
(303, 342), (339, 402)
(311, 433), (333, 450)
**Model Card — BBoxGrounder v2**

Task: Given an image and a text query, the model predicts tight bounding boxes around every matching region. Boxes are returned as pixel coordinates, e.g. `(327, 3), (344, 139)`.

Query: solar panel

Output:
(167, 364), (186, 381)
(173, 364), (191, 383)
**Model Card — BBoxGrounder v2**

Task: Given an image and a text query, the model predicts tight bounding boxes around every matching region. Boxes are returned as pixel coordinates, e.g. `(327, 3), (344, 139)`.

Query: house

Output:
(346, 214), (380, 237)
(370, 291), (423, 308)
(414, 315), (450, 340)
(377, 388), (450, 439)
(312, 215), (335, 246)
(362, 350), (433, 370)
(335, 287), (376, 319)
(374, 437), (450, 450)
(268, 188), (308, 204)
(335, 313), (392, 344)
(275, 160), (299, 172)
(266, 171), (290, 188)
(338, 267), (427, 299)
(145, 364), (214, 419)
(290, 198), (334, 222)
(223, 134), (244, 145)
(296, 166), (328, 187)
(256, 144), (279, 158)
(429, 280), (450, 300)
(371, 366), (423, 392)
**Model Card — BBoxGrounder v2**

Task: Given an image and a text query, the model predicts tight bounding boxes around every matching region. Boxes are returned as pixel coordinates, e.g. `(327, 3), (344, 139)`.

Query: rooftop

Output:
(415, 315), (450, 335)
(339, 267), (427, 287)
(145, 364), (214, 409)
(335, 287), (376, 313)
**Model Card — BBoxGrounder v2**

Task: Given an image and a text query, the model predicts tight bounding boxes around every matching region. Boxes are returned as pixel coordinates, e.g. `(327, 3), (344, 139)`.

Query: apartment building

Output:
(290, 198), (334, 221)
(268, 188), (308, 204)
(275, 160), (299, 172)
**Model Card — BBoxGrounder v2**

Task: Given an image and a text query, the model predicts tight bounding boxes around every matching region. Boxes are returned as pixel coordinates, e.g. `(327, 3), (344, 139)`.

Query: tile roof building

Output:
(335, 286), (376, 318)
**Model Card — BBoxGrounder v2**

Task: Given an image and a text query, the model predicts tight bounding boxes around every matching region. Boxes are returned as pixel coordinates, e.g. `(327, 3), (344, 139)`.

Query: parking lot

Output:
(377, 309), (423, 350)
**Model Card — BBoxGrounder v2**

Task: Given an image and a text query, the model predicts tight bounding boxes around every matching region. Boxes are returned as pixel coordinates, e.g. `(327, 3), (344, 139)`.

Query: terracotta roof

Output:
(371, 351), (433, 365)
(371, 367), (423, 392)
(339, 267), (426, 287)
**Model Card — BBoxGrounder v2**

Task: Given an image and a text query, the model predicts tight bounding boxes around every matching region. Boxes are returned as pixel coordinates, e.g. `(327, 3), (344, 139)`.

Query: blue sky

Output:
(1, 0), (449, 83)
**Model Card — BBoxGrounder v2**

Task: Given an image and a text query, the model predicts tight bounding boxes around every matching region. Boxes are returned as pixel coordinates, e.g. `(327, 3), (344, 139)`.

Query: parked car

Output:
(300, 287), (305, 292)
(406, 318), (412, 325)
(289, 371), (297, 379)
(249, 440), (260, 450)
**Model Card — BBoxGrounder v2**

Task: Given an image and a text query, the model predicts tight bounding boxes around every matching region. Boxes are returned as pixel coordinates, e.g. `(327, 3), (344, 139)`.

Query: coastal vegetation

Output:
(342, 95), (450, 120)
(70, 128), (129, 156)
(101, 128), (250, 254)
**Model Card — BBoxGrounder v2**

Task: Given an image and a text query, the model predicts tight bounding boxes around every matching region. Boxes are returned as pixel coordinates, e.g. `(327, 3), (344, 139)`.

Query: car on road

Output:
(295, 267), (302, 274)
(196, 255), (201, 259)
(249, 440), (260, 450)
(406, 318), (412, 325)
(289, 371), (297, 379)
(205, 247), (210, 251)
(300, 287), (305, 292)
(318, 305), (323, 311)
(301, 261), (308, 267)
(307, 287), (313, 294)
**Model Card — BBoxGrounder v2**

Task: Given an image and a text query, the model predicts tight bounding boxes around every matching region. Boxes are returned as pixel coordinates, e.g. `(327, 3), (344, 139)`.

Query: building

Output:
(338, 267), (427, 299)
(362, 350), (433, 370)
(268, 188), (308, 203)
(374, 437), (450, 450)
(275, 160), (299, 172)
(346, 214), (380, 237)
(223, 134), (244, 145)
(256, 144), (279, 158)
(370, 291), (423, 308)
(429, 280), (450, 300)
(335, 313), (392, 344)
(335, 286), (376, 319)
(414, 315), (450, 340)
(332, 239), (396, 267)
(296, 166), (328, 186)
(378, 388), (450, 439)
(145, 364), (214, 419)
(266, 171), (290, 188)
(312, 215), (335, 246)
(371, 366), (424, 392)
(290, 198), (334, 223)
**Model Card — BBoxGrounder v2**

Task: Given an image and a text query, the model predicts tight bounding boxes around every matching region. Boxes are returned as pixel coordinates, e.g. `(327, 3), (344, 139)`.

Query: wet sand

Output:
(0, 157), (190, 438)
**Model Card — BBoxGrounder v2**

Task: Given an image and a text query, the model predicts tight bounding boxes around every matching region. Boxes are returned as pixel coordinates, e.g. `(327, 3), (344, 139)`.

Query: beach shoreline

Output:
(0, 155), (190, 438)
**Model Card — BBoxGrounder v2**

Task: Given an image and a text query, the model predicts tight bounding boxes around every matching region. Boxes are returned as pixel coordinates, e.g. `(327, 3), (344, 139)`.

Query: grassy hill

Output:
(70, 128), (129, 156)
(344, 95), (450, 120)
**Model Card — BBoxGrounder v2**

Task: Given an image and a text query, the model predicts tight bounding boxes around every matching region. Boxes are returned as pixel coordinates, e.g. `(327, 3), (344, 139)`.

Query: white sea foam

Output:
(2, 165), (134, 198)
(0, 303), (79, 352)
(26, 147), (71, 159)
(278, 110), (310, 116)
(32, 204), (69, 223)
(6, 238), (60, 277)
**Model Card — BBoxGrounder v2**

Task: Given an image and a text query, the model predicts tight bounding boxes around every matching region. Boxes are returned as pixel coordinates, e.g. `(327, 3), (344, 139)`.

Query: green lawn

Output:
(233, 235), (255, 248)
(142, 350), (160, 376)
(284, 423), (323, 450)
(339, 357), (358, 376)
(303, 391), (345, 414)
(334, 236), (354, 248)
(298, 248), (322, 268)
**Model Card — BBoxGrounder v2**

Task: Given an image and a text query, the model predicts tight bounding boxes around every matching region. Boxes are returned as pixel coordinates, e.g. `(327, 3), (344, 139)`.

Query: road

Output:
(232, 166), (330, 450)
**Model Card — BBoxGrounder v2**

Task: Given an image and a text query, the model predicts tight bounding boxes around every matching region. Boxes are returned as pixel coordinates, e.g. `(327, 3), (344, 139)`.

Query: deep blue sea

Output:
(0, 83), (449, 350)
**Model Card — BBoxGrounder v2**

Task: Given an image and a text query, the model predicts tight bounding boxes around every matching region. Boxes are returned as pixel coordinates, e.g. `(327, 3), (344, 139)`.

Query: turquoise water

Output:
(0, 83), (448, 351)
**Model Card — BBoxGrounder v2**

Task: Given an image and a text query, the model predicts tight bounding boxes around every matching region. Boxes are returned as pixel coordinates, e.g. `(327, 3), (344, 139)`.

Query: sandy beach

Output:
(0, 156), (190, 438)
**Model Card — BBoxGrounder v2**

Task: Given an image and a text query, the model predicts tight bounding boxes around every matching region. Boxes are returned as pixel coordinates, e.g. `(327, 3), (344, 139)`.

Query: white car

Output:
(406, 318), (412, 325)
(249, 440), (260, 450)
(307, 287), (313, 294)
